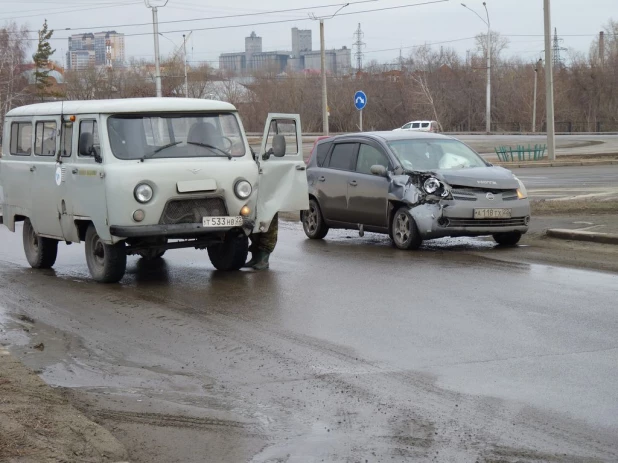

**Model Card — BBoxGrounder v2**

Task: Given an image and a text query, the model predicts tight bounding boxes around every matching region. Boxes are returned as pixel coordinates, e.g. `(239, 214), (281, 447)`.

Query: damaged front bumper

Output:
(410, 199), (531, 239)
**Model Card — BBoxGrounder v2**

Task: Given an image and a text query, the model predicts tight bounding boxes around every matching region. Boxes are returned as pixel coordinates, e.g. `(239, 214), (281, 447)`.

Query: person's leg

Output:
(253, 213), (278, 270)
(243, 233), (260, 268)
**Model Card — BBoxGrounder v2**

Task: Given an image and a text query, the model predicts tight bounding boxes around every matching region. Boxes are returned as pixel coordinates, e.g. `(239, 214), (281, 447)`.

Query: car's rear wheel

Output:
(85, 224), (127, 283)
(207, 232), (248, 271)
(23, 218), (58, 269)
(493, 231), (522, 246)
(302, 198), (329, 239)
(391, 207), (422, 250)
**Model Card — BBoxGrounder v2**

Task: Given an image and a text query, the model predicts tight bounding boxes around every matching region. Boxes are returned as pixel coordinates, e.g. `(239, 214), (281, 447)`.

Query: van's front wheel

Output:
(207, 233), (248, 271)
(23, 218), (58, 269)
(85, 224), (127, 283)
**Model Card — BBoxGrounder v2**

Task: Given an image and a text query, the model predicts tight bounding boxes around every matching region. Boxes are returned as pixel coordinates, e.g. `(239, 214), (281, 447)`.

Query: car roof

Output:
(6, 97), (237, 117)
(325, 131), (453, 143)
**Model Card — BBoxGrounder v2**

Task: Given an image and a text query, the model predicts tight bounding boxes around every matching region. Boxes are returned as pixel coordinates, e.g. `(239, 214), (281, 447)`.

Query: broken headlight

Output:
(423, 177), (441, 194)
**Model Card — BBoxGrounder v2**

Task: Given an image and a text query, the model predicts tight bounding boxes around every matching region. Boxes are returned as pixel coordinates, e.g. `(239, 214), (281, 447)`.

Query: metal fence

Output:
(448, 121), (618, 133)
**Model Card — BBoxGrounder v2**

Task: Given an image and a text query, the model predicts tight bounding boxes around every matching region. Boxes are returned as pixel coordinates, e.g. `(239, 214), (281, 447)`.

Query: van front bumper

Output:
(110, 219), (255, 239)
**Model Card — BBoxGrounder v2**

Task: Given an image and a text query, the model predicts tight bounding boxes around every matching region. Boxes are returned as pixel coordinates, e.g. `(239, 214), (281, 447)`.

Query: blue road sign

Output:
(354, 90), (367, 110)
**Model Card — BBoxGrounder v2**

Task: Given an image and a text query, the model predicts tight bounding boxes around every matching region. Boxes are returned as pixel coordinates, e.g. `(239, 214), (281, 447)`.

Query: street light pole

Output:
(461, 2), (491, 134)
(183, 33), (189, 98)
(145, 0), (168, 98)
(532, 58), (541, 133)
(312, 3), (349, 136)
(543, 0), (556, 160)
(483, 2), (491, 134)
(320, 19), (328, 135)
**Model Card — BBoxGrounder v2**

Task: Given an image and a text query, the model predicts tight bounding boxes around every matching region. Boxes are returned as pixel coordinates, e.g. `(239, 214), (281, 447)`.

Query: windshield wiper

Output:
(141, 141), (183, 161)
(187, 141), (232, 160)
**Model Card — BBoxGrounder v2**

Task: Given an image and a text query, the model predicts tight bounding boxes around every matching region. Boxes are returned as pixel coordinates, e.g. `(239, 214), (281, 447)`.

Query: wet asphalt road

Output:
(1, 223), (618, 462)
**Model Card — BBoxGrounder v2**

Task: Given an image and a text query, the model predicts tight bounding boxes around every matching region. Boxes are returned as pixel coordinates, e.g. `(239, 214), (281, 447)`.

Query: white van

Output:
(393, 120), (440, 133)
(0, 98), (308, 282)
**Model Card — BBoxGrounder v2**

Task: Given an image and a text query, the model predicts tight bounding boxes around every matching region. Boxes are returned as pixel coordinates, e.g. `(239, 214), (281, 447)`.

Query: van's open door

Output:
(254, 113), (309, 233)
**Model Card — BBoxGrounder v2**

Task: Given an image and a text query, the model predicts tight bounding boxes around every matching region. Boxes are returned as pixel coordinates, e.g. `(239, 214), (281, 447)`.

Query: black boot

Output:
(252, 251), (270, 270)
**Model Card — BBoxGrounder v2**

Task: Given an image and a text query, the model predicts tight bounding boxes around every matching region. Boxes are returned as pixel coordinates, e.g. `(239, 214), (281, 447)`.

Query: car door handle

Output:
(72, 168), (78, 174)
(349, 180), (358, 186)
(30, 166), (36, 172)
(318, 176), (326, 182)
(296, 165), (306, 171)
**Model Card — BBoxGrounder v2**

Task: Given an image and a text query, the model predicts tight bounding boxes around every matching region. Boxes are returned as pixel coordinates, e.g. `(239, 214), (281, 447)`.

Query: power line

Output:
(14, 0), (378, 33)
(17, 0), (450, 40)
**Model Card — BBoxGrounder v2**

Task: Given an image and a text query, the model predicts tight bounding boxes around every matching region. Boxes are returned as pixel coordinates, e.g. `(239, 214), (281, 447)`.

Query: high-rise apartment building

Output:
(219, 28), (350, 75)
(66, 31), (125, 71)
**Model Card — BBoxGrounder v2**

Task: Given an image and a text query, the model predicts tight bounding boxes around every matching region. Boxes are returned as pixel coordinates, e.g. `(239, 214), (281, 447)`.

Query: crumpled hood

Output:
(435, 166), (519, 189)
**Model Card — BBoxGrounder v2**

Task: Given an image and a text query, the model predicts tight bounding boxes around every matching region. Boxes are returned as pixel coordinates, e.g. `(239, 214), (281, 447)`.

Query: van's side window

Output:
(9, 122), (32, 156)
(78, 120), (100, 157)
(61, 122), (73, 157)
(34, 121), (57, 156)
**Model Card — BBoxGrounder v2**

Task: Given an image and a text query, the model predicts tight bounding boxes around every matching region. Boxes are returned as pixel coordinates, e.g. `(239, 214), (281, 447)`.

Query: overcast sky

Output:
(3, 0), (614, 67)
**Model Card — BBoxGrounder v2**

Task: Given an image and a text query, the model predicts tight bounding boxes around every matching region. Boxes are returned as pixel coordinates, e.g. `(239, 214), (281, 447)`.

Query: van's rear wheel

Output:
(85, 224), (127, 283)
(23, 218), (58, 269)
(207, 233), (248, 271)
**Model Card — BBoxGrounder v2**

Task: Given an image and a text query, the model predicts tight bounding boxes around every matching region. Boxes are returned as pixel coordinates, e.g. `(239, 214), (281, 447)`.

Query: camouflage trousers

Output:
(249, 213), (278, 254)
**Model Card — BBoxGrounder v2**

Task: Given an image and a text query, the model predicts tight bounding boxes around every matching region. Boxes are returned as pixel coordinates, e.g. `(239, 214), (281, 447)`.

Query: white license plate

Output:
(474, 208), (512, 219)
(202, 216), (244, 227)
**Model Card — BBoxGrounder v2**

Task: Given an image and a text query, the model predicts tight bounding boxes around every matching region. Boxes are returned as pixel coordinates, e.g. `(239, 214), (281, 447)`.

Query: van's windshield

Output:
(107, 113), (246, 160)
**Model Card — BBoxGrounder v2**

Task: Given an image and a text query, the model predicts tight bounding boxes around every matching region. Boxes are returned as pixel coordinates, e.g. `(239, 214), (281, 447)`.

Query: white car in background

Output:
(394, 120), (440, 133)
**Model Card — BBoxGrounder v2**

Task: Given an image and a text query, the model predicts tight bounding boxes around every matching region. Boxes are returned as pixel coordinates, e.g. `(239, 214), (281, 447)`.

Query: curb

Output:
(546, 228), (618, 245)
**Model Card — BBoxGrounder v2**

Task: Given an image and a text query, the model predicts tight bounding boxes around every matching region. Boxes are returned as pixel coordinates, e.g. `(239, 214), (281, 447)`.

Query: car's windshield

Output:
(388, 139), (487, 171)
(107, 113), (246, 160)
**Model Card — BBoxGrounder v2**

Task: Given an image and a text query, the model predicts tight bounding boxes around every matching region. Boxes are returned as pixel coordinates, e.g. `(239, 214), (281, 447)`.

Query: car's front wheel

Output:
(207, 232), (248, 271)
(85, 224), (127, 283)
(391, 207), (422, 250)
(302, 198), (329, 239)
(493, 231), (522, 246)
(22, 218), (58, 269)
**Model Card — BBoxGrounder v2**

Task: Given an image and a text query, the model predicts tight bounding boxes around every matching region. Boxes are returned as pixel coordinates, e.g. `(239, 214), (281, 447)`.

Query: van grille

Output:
(159, 198), (228, 225)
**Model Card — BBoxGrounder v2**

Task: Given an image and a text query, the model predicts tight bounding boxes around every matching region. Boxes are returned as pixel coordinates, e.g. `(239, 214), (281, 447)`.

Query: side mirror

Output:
(262, 134), (286, 160)
(370, 165), (388, 177)
(272, 134), (286, 157)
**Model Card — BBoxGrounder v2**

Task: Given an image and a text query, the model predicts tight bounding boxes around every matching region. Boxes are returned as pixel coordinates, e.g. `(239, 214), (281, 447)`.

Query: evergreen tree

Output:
(32, 19), (56, 100)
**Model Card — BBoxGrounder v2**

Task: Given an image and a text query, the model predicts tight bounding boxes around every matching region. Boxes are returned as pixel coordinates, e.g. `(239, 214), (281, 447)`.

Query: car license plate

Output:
(474, 208), (512, 219)
(202, 216), (244, 227)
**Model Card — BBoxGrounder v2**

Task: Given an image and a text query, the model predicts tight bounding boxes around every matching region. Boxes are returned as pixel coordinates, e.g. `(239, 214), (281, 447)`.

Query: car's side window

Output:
(34, 121), (58, 156)
(327, 143), (357, 171)
(411, 123), (420, 129)
(78, 120), (100, 158)
(9, 122), (32, 156)
(402, 123), (411, 129)
(421, 122), (429, 128)
(316, 141), (332, 167)
(61, 122), (73, 157)
(356, 144), (389, 175)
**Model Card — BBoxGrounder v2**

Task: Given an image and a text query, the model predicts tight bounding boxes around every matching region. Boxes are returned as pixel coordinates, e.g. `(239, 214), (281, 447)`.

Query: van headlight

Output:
(423, 177), (441, 194)
(134, 183), (153, 203)
(234, 180), (252, 199)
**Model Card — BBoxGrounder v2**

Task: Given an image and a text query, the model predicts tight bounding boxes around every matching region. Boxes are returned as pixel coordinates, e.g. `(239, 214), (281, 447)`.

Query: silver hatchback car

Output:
(302, 131), (531, 249)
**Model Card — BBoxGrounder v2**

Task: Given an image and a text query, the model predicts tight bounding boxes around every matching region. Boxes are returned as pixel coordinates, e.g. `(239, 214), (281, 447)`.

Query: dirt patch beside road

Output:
(531, 199), (618, 215)
(0, 347), (127, 463)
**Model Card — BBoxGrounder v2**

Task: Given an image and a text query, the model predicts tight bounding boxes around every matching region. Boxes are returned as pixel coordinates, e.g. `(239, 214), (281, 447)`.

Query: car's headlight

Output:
(134, 183), (153, 203)
(514, 176), (528, 199)
(423, 177), (441, 194)
(234, 180), (252, 199)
